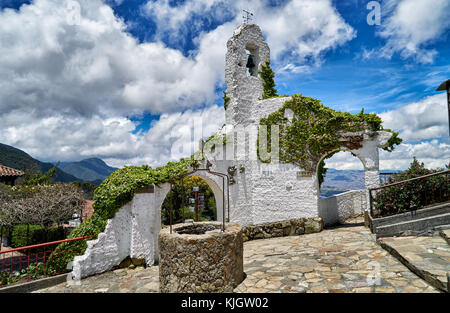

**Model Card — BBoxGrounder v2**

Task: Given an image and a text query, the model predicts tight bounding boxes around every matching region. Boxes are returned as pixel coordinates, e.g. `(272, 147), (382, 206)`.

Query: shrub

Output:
(373, 158), (449, 217)
(11, 225), (68, 248)
(50, 159), (195, 272)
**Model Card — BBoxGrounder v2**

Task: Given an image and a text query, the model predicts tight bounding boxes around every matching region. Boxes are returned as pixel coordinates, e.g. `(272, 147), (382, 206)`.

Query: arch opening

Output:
(319, 151), (364, 198)
(317, 150), (368, 227)
(161, 176), (219, 225)
(245, 44), (259, 77)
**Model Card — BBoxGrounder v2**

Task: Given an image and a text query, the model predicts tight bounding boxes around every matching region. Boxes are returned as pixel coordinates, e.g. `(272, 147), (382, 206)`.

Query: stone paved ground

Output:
(378, 235), (449, 292)
(34, 218), (440, 293)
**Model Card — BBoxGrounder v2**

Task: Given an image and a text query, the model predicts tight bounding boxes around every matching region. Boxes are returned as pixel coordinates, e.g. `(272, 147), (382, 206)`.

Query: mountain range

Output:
(1, 142), (396, 192)
(59, 158), (118, 184)
(0, 143), (117, 185)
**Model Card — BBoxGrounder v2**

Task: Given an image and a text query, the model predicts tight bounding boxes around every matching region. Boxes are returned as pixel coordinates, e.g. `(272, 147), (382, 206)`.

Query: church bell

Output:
(246, 54), (255, 68)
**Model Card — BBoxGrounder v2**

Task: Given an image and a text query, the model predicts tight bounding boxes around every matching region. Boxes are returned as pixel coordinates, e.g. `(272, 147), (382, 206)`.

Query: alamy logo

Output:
(66, 0), (81, 26)
(367, 1), (381, 26)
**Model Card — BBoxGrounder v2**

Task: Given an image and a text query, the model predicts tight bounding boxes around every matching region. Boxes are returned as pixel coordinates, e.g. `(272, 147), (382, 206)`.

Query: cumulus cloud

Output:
(144, 0), (356, 68)
(379, 140), (450, 170)
(379, 93), (449, 142)
(375, 0), (450, 63)
(0, 0), (221, 119)
(0, 104), (225, 167)
(0, 0), (358, 167)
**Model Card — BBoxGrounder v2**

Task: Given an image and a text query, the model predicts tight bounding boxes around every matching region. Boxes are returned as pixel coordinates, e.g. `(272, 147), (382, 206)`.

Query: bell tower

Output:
(225, 24), (270, 126)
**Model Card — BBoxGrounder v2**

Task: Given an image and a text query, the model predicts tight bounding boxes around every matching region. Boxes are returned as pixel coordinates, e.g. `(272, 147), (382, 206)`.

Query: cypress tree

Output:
(259, 59), (278, 99)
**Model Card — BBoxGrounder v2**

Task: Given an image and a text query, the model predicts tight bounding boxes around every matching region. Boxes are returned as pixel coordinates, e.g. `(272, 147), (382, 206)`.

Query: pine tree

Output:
(259, 59), (278, 99)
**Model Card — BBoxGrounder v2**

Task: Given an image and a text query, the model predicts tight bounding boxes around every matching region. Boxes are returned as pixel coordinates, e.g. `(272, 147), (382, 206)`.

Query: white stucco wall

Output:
(72, 184), (169, 280)
(319, 190), (367, 226)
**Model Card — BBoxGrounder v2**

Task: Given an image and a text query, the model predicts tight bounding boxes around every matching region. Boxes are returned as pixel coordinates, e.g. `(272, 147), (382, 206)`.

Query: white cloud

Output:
(379, 140), (450, 170)
(144, 0), (356, 68)
(0, 104), (225, 168)
(376, 0), (450, 63)
(379, 93), (449, 142)
(323, 151), (364, 170)
(0, 0), (221, 119)
(0, 0), (358, 167)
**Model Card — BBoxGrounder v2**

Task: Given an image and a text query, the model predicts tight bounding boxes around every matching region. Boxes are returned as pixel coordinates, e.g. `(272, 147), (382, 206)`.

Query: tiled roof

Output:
(0, 164), (24, 177)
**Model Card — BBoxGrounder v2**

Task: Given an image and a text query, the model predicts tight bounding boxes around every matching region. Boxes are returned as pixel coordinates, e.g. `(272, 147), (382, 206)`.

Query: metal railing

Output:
(0, 235), (93, 287)
(379, 172), (396, 185)
(369, 170), (450, 218)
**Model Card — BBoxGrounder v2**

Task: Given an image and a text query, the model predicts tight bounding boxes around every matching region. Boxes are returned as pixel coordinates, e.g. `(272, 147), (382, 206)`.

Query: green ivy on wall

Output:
(258, 94), (402, 172)
(223, 91), (230, 110)
(51, 158), (196, 271)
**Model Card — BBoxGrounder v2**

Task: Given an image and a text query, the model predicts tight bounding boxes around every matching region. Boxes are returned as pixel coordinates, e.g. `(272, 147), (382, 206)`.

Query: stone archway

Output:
(314, 130), (393, 226)
(157, 169), (228, 228)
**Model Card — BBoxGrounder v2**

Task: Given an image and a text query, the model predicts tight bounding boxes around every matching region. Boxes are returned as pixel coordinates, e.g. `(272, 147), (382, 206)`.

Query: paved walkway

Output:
(34, 218), (440, 293)
(378, 234), (449, 292)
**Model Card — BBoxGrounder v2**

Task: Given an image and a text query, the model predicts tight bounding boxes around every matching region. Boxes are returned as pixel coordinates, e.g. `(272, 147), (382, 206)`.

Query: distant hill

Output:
(320, 168), (400, 198)
(0, 143), (81, 183)
(59, 158), (118, 183)
(321, 168), (365, 192)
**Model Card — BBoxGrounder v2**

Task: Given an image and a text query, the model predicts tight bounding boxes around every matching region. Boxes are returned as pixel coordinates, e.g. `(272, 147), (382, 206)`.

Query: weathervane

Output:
(242, 9), (253, 24)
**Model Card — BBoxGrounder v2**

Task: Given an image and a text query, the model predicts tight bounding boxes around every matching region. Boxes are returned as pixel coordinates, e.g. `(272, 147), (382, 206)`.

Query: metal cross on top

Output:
(242, 9), (253, 24)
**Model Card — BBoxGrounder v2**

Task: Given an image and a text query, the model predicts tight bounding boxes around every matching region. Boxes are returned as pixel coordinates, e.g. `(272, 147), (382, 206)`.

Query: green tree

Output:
(20, 162), (60, 186)
(259, 59), (278, 99)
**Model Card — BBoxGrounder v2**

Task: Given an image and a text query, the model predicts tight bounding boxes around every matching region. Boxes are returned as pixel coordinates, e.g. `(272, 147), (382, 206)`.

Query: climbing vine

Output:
(258, 94), (402, 172)
(51, 158), (197, 271)
(223, 91), (230, 110)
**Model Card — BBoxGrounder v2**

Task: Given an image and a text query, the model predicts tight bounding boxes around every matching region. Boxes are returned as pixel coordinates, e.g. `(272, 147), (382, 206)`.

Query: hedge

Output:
(11, 225), (69, 248)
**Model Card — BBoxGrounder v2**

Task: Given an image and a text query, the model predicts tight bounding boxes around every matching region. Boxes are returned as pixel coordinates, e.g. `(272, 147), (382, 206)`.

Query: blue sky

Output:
(0, 0), (448, 170)
(107, 0), (450, 132)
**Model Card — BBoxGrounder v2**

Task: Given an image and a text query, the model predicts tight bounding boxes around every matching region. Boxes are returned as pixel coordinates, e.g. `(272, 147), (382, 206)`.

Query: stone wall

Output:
(241, 217), (323, 242)
(159, 222), (244, 293)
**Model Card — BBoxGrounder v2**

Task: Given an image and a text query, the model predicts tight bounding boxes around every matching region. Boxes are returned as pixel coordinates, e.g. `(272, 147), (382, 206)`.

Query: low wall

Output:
(319, 190), (366, 226)
(159, 222), (243, 293)
(241, 217), (323, 241)
(72, 184), (169, 280)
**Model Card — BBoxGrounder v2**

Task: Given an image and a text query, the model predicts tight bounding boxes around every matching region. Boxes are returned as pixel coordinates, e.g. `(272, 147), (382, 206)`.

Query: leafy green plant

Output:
(11, 225), (68, 248)
(373, 158), (449, 217)
(50, 158), (195, 272)
(0, 262), (47, 286)
(258, 94), (401, 171)
(223, 91), (230, 110)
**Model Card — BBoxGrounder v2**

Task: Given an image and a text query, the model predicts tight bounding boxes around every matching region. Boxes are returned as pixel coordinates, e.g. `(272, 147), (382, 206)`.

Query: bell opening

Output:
(245, 48), (258, 77)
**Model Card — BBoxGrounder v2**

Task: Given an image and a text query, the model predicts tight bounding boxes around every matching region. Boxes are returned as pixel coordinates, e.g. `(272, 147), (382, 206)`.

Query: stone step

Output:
(378, 236), (450, 293)
(440, 229), (450, 246)
(372, 202), (450, 228)
(374, 212), (450, 238)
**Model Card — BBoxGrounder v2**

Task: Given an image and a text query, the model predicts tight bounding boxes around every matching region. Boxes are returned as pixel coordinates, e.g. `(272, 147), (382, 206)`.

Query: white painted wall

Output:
(72, 184), (169, 280)
(319, 190), (367, 226)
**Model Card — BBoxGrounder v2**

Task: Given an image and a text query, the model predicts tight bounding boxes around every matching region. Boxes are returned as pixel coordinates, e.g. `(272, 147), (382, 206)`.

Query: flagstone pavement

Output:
(34, 217), (440, 293)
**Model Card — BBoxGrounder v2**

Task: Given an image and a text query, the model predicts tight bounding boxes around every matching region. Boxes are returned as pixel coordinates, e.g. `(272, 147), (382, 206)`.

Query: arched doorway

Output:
(319, 151), (365, 198)
(161, 176), (220, 225)
(158, 167), (228, 231)
(316, 149), (369, 226)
